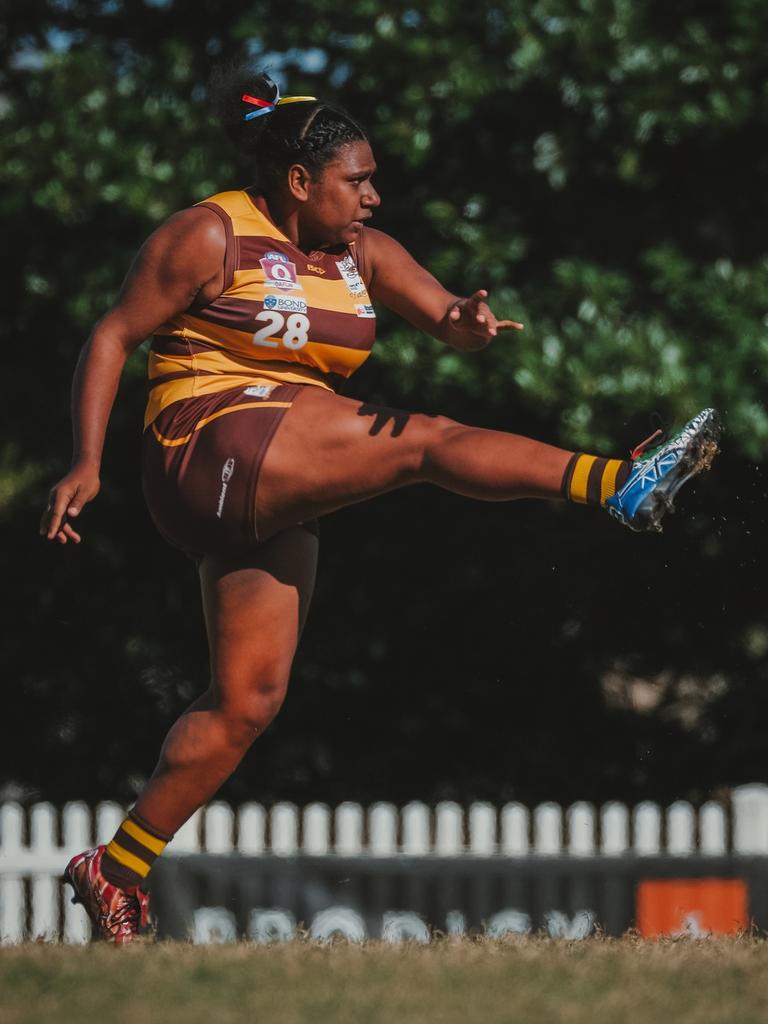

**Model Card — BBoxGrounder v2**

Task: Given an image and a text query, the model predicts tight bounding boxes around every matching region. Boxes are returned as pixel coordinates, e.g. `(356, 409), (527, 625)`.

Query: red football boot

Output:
(63, 845), (151, 944)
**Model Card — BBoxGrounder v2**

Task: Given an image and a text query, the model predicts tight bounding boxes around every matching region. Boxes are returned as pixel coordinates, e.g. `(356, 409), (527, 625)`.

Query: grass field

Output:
(2, 938), (768, 1024)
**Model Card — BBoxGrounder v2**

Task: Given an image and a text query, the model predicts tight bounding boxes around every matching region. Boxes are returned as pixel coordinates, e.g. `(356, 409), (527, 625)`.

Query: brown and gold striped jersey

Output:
(145, 190), (376, 427)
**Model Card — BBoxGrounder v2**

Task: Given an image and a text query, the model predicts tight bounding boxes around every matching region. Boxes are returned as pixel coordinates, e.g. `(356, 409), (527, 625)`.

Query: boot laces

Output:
(630, 414), (668, 461)
(104, 890), (142, 937)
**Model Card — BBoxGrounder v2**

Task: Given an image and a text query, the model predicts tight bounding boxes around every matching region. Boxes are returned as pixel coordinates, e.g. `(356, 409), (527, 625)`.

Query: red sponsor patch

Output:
(636, 878), (748, 937)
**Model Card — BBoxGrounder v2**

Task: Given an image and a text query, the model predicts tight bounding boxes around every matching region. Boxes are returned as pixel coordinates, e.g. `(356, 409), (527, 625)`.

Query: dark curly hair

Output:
(209, 64), (368, 193)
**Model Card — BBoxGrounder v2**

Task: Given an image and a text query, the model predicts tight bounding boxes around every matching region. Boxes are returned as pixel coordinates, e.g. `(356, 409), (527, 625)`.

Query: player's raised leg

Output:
(256, 387), (721, 540)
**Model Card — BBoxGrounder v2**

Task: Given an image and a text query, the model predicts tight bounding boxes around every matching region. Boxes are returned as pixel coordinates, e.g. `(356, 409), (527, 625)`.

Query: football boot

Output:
(63, 845), (151, 944)
(605, 408), (721, 532)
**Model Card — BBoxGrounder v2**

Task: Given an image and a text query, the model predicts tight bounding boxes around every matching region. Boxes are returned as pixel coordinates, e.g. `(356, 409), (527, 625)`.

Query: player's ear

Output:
(287, 164), (312, 202)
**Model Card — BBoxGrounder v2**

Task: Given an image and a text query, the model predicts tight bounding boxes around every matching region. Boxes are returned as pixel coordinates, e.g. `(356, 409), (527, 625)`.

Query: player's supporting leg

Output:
(130, 525), (316, 834)
(65, 525), (318, 941)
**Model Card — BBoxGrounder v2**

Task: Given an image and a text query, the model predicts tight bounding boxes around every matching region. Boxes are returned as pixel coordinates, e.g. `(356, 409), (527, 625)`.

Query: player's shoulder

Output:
(362, 226), (412, 266)
(363, 226), (400, 249)
(361, 227), (421, 287)
(152, 204), (227, 250)
(134, 206), (226, 281)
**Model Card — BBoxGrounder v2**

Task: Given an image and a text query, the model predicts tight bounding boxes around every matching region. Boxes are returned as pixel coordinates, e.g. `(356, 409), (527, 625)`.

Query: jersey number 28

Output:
(252, 311), (310, 351)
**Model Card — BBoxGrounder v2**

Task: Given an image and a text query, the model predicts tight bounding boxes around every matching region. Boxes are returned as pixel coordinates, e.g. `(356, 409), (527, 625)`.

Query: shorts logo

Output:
(336, 254), (366, 296)
(263, 294), (308, 314)
(260, 252), (301, 291)
(355, 303), (376, 318)
(243, 385), (276, 398)
(216, 457), (235, 519)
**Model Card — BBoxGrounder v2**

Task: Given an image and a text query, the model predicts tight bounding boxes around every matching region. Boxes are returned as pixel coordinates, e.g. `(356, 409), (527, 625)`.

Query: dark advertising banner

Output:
(151, 855), (768, 942)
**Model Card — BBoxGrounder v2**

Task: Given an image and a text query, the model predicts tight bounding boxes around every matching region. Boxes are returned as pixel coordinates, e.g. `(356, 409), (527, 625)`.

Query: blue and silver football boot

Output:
(605, 408), (721, 532)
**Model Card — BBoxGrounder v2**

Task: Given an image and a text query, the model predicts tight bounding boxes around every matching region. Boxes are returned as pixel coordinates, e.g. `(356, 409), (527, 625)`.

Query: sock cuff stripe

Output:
(123, 818), (168, 856)
(600, 459), (624, 505)
(586, 457), (609, 505)
(105, 840), (152, 878)
(569, 454), (597, 504)
(114, 828), (156, 863)
(130, 810), (174, 845)
(561, 453), (578, 500)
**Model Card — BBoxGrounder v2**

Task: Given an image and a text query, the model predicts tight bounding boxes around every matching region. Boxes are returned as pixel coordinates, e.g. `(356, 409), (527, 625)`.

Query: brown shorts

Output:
(142, 382), (317, 557)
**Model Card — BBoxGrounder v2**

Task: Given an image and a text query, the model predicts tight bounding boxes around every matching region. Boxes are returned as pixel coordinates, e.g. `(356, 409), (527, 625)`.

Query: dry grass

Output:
(2, 936), (768, 1024)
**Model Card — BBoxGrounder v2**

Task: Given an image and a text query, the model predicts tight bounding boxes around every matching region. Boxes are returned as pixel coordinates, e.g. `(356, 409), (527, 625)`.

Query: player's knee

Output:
(392, 414), (458, 483)
(234, 682), (287, 734)
(218, 674), (289, 744)
(416, 415), (461, 476)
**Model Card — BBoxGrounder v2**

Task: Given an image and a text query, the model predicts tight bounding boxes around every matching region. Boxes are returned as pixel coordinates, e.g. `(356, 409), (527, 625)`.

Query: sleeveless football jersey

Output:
(145, 190), (377, 428)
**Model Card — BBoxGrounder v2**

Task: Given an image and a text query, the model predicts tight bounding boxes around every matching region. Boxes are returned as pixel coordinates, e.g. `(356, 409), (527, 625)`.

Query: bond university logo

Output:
(336, 254), (366, 296)
(216, 458), (235, 519)
(260, 251), (301, 292)
(355, 304), (376, 318)
(263, 294), (308, 315)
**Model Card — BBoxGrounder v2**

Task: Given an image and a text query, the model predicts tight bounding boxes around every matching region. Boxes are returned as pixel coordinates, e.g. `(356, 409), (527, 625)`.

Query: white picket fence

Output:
(2, 784), (768, 943)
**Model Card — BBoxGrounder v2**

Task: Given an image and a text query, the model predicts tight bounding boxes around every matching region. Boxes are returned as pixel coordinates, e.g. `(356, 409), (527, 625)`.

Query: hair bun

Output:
(209, 59), (367, 191)
(209, 64), (280, 154)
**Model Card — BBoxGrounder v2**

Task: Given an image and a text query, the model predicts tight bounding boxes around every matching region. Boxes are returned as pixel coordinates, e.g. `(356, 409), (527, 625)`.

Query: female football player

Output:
(41, 69), (719, 942)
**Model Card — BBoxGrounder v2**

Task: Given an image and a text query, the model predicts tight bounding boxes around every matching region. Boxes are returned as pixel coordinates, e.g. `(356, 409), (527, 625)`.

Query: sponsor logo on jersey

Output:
(243, 385), (276, 398)
(306, 263), (326, 274)
(216, 457), (236, 519)
(263, 294), (308, 314)
(260, 253), (301, 291)
(355, 303), (376, 318)
(336, 254), (366, 296)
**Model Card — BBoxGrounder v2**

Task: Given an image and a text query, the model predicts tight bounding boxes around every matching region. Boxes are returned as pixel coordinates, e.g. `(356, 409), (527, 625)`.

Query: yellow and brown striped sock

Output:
(561, 453), (631, 507)
(101, 811), (172, 889)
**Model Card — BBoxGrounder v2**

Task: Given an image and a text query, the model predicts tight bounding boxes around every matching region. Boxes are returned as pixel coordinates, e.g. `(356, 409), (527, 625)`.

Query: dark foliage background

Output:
(2, 0), (767, 807)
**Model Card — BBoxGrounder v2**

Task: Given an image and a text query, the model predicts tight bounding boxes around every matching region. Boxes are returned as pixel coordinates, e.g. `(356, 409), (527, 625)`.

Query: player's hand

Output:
(40, 461), (101, 544)
(447, 289), (524, 346)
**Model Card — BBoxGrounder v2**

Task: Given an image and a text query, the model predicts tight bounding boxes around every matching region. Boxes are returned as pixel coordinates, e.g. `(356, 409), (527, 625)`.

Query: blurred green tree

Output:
(1, 0), (767, 807)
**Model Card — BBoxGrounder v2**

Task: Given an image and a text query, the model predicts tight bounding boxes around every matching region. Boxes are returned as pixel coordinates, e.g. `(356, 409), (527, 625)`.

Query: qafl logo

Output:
(260, 252), (301, 291)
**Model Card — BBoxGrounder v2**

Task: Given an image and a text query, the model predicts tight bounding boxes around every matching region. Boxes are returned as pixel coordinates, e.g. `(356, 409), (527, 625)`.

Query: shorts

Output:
(142, 382), (317, 557)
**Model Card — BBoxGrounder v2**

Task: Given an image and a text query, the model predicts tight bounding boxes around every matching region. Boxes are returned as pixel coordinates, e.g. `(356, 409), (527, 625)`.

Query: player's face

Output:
(302, 141), (380, 247)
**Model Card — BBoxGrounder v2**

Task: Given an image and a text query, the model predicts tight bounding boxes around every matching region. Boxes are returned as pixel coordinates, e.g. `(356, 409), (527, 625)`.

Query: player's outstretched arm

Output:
(40, 208), (226, 544)
(364, 227), (523, 351)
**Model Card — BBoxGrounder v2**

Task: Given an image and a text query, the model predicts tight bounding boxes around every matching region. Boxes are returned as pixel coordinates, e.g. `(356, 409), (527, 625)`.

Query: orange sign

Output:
(636, 878), (748, 937)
